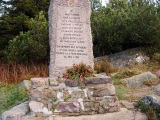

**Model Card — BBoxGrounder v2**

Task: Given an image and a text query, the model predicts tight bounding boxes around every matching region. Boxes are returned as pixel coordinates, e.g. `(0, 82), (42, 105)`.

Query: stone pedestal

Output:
(29, 75), (119, 116)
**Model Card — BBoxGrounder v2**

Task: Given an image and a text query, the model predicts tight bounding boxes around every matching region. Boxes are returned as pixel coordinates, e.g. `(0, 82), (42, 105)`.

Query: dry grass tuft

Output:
(0, 62), (48, 84)
(94, 60), (116, 75)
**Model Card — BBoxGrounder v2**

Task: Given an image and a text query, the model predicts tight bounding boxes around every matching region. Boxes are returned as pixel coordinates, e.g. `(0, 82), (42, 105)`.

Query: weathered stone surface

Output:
(93, 84), (115, 97)
(83, 101), (93, 112)
(100, 96), (119, 110)
(98, 106), (106, 114)
(54, 108), (147, 120)
(1, 102), (29, 120)
(156, 70), (160, 79)
(84, 76), (113, 85)
(30, 88), (53, 100)
(29, 101), (44, 112)
(123, 72), (157, 88)
(151, 83), (160, 96)
(31, 78), (48, 88)
(65, 79), (79, 87)
(108, 107), (119, 112)
(49, 83), (66, 90)
(120, 100), (134, 109)
(71, 90), (85, 99)
(57, 91), (64, 102)
(134, 111), (148, 120)
(94, 48), (150, 69)
(19, 80), (31, 91)
(49, 78), (59, 86)
(21, 115), (54, 120)
(49, 0), (94, 80)
(57, 102), (80, 113)
(142, 94), (160, 110)
(135, 55), (150, 65)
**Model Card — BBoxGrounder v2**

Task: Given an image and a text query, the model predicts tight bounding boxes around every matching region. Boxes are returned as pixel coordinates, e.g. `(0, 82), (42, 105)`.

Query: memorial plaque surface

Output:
(49, 0), (94, 79)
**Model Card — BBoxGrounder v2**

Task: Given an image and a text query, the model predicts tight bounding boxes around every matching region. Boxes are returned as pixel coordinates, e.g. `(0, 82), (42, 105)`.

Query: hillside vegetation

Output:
(0, 0), (160, 83)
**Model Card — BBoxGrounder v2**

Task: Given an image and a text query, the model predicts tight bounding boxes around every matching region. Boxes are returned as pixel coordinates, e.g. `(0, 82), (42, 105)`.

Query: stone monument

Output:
(49, 0), (94, 82)
(27, 0), (119, 116)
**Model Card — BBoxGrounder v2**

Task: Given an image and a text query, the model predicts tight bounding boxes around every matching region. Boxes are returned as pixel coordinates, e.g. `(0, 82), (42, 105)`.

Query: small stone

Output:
(29, 101), (44, 112)
(98, 106), (106, 114)
(65, 79), (79, 87)
(57, 91), (64, 102)
(42, 107), (53, 115)
(31, 88), (52, 100)
(67, 112), (80, 116)
(71, 90), (85, 99)
(93, 83), (115, 97)
(49, 82), (66, 91)
(109, 101), (119, 107)
(84, 76), (113, 85)
(93, 102), (100, 111)
(87, 89), (95, 101)
(51, 90), (57, 98)
(120, 100), (134, 109)
(49, 78), (59, 86)
(57, 102), (80, 113)
(109, 107), (119, 112)
(100, 96), (119, 110)
(19, 80), (31, 91)
(31, 78), (48, 88)
(83, 101), (93, 112)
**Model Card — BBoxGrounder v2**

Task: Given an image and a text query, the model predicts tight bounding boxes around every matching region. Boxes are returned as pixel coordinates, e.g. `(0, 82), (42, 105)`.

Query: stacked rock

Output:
(29, 74), (119, 116)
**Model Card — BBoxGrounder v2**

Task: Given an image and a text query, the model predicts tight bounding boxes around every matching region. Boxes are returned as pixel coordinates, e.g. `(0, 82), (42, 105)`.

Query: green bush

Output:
(4, 11), (49, 63)
(92, 0), (160, 57)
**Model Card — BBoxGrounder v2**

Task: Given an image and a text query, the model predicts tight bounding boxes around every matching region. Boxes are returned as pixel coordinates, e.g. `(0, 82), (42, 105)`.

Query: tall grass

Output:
(0, 62), (49, 84)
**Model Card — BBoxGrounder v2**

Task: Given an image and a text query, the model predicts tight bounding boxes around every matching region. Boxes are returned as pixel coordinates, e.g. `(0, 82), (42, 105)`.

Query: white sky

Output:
(102, 0), (109, 6)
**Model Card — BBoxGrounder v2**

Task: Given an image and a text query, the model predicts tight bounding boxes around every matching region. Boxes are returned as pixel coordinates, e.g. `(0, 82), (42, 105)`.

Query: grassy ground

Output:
(111, 61), (160, 101)
(0, 82), (28, 115)
(0, 56), (159, 116)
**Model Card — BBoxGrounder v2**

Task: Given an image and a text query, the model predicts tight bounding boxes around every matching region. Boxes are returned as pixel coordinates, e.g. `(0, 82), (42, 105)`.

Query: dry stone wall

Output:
(29, 75), (119, 116)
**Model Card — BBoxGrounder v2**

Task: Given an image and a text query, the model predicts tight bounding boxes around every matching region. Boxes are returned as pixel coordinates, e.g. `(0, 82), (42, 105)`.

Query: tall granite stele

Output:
(49, 0), (94, 85)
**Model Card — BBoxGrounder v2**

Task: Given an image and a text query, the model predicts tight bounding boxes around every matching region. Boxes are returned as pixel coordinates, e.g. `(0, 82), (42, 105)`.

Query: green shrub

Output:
(63, 63), (94, 80)
(92, 0), (160, 56)
(4, 11), (49, 63)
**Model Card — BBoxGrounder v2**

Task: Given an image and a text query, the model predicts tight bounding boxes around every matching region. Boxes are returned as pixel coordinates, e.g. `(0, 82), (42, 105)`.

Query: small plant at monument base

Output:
(63, 63), (94, 80)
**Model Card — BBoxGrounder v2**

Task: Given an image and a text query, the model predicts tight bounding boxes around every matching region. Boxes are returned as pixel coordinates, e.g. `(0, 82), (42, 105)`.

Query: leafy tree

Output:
(92, 0), (160, 56)
(0, 0), (50, 59)
(5, 11), (49, 63)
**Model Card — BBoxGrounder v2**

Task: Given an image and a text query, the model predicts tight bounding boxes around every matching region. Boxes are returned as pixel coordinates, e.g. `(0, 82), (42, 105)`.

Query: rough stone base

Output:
(54, 108), (147, 120)
(29, 75), (119, 116)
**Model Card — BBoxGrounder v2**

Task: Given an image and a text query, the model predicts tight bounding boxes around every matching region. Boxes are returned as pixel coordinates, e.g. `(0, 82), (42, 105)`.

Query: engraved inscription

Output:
(55, 6), (89, 66)
(49, 0), (94, 78)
